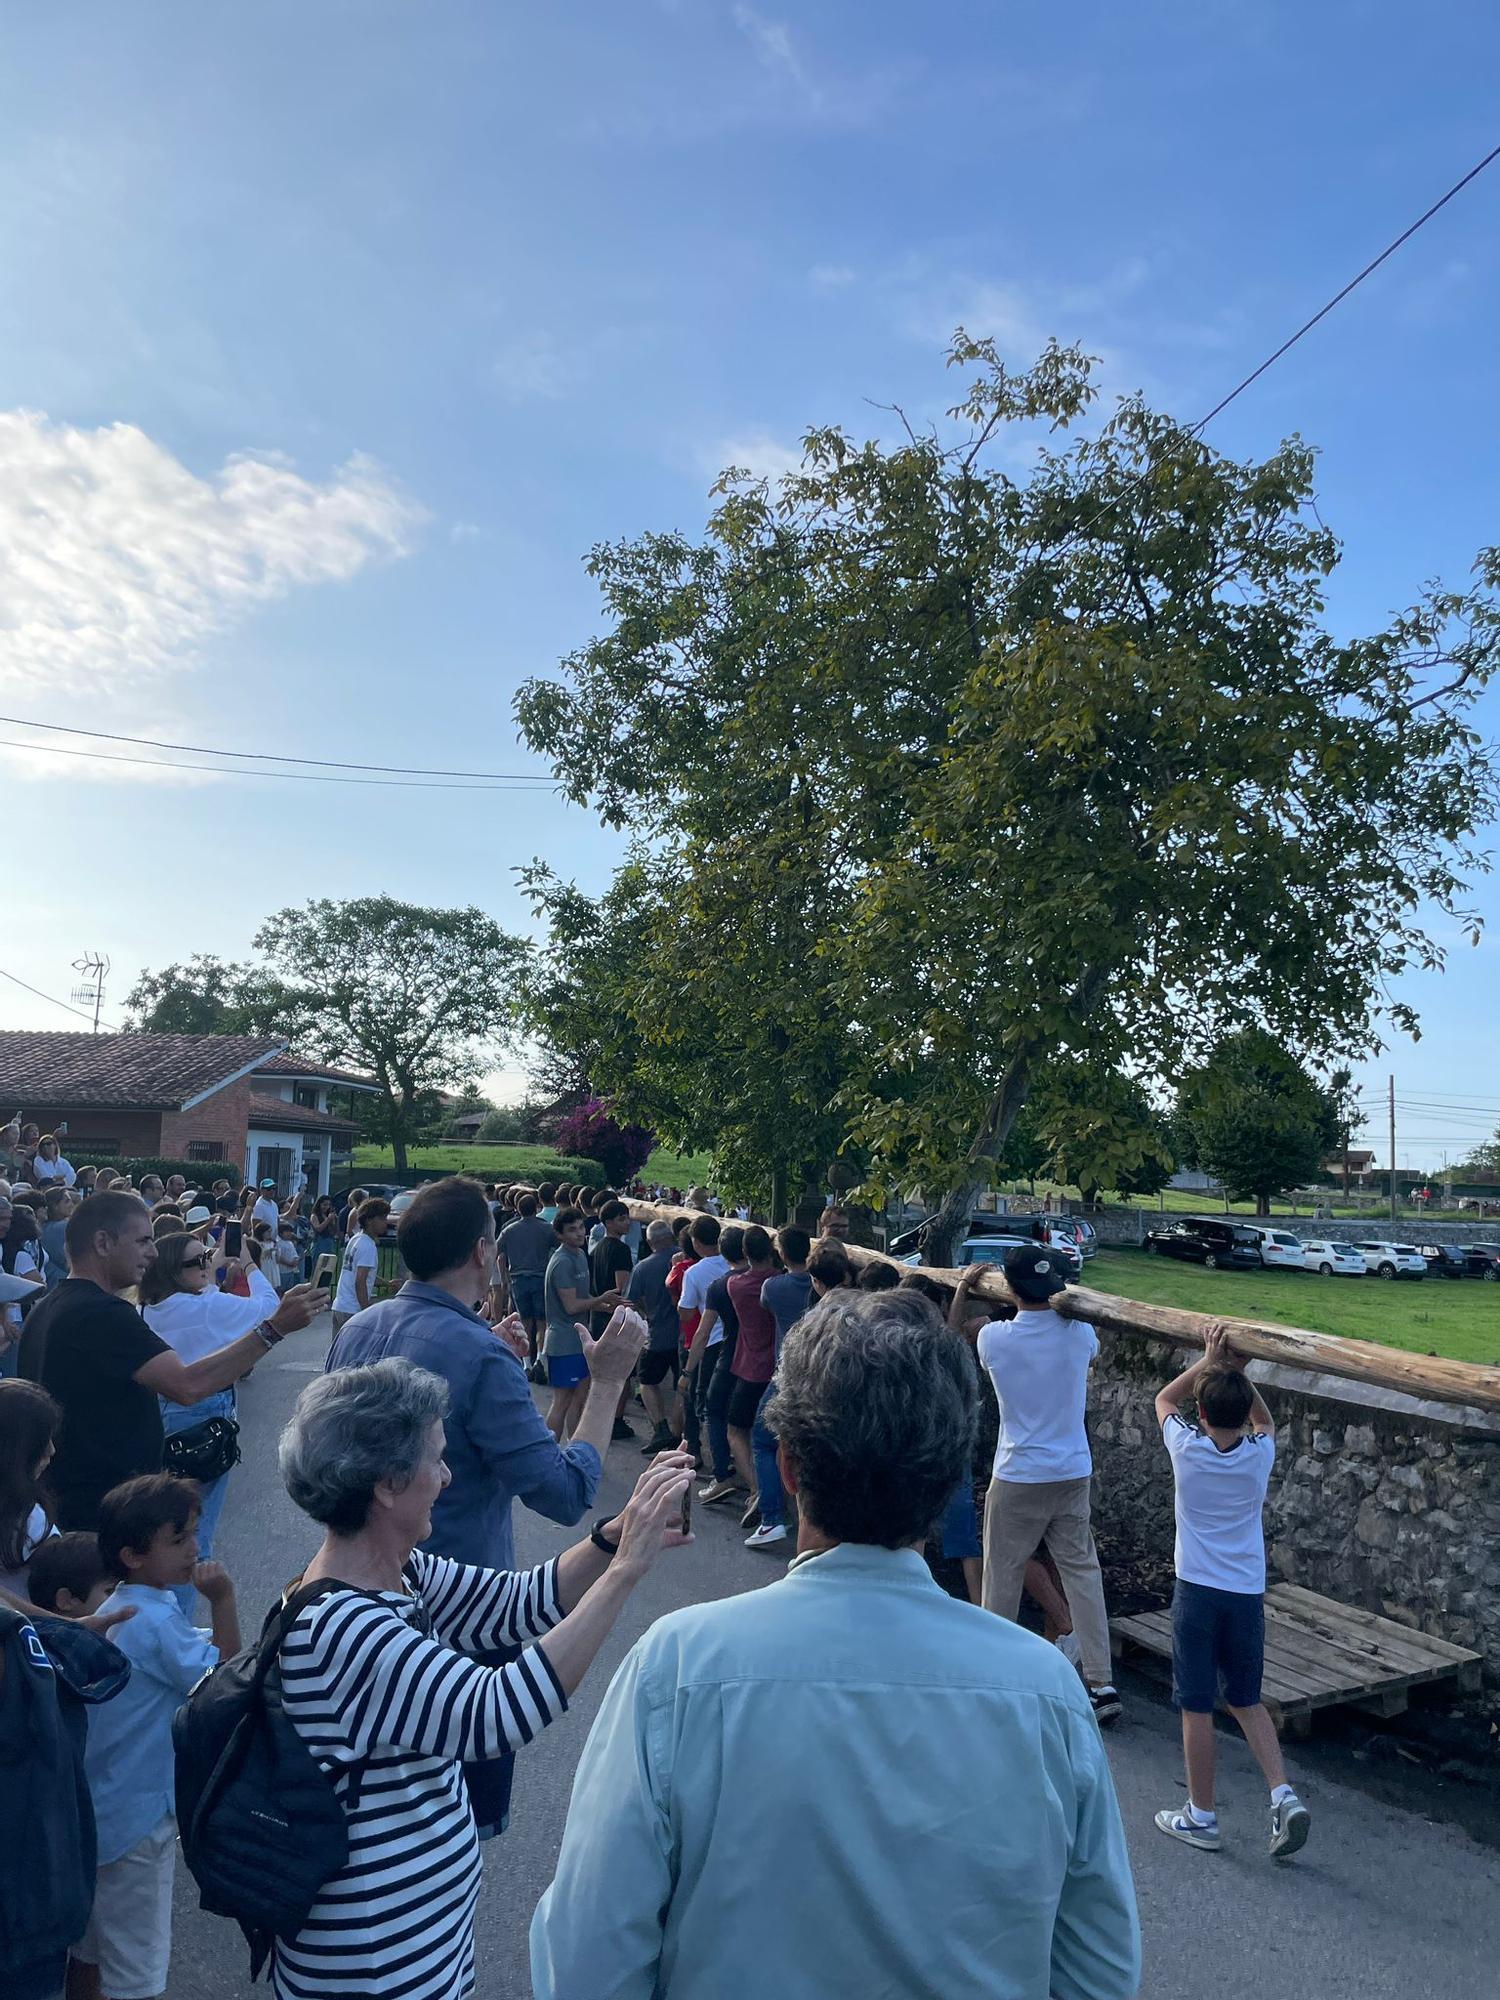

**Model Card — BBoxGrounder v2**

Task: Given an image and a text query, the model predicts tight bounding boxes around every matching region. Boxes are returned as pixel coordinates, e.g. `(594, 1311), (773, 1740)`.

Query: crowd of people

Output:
(0, 1135), (1312, 2000)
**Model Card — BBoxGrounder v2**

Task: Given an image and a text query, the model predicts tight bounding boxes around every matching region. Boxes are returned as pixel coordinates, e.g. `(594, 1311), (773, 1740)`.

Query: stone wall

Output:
(1086, 1330), (1500, 1686)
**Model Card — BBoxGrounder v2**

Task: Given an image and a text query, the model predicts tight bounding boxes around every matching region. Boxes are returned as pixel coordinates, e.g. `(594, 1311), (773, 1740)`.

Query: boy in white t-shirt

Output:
(1153, 1323), (1311, 1860)
(977, 1243), (1121, 1726)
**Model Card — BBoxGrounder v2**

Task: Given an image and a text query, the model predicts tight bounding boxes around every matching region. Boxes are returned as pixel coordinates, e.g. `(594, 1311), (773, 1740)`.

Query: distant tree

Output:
(124, 953), (302, 1038)
(253, 899), (527, 1171)
(1176, 1031), (1340, 1216)
(1032, 1059), (1177, 1204)
(476, 1105), (529, 1144)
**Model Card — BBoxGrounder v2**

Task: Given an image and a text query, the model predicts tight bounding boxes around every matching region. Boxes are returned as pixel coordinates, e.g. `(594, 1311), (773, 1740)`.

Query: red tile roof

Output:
(0, 1032), (285, 1111)
(246, 1093), (358, 1134)
(251, 1055), (378, 1091)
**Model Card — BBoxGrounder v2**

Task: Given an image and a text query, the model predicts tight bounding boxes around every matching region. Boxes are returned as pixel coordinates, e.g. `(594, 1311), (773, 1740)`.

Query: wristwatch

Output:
(589, 1518), (621, 1557)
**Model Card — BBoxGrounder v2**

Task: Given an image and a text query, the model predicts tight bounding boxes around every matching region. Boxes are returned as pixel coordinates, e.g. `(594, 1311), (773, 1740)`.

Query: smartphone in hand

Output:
(223, 1221), (243, 1258)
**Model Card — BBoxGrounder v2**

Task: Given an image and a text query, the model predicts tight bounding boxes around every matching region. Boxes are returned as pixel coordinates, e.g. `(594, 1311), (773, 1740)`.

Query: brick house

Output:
(0, 1033), (378, 1197)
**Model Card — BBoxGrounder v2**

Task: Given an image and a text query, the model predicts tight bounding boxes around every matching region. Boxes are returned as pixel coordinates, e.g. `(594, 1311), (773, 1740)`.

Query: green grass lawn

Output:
(351, 1141), (712, 1187)
(1085, 1247), (1500, 1366)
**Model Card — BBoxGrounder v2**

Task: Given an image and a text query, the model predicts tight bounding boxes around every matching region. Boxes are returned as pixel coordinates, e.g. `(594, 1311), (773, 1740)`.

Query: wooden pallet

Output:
(1110, 1581), (1483, 1737)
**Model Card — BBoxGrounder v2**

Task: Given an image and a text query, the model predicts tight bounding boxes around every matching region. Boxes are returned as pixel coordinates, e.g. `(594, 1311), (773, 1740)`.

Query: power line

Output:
(0, 736), (556, 793)
(1051, 137), (1500, 555)
(0, 713), (555, 783)
(0, 964), (121, 1031)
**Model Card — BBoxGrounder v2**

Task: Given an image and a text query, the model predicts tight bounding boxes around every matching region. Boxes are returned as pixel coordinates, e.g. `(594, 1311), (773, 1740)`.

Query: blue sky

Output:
(1, 2), (1496, 1164)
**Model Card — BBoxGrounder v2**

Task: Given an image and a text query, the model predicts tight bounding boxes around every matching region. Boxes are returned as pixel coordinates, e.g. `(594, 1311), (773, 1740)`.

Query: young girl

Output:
(0, 1376), (61, 1596)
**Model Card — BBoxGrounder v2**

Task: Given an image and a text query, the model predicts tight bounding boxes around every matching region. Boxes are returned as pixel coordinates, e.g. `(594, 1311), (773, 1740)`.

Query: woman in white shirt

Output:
(30, 1136), (76, 1187)
(0, 1376), (60, 1596)
(139, 1229), (285, 1587)
(331, 1197), (391, 1334)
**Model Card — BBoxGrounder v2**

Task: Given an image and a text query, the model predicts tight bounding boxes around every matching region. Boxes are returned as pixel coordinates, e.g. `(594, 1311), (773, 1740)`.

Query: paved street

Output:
(169, 1322), (1500, 1998)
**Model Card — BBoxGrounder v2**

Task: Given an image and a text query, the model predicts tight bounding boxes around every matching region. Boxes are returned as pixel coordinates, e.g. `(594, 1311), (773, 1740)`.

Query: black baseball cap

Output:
(1003, 1242), (1069, 1303)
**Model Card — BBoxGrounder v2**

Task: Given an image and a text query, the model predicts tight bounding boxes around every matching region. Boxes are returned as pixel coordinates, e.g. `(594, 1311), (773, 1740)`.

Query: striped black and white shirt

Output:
(274, 1549), (568, 2000)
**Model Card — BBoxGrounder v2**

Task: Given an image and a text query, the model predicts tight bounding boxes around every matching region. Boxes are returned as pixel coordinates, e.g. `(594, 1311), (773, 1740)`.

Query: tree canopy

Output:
(518, 336), (1500, 1254)
(1175, 1030), (1341, 1214)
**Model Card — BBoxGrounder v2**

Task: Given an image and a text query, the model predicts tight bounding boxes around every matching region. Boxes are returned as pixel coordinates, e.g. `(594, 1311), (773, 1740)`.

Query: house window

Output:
(294, 1085), (319, 1109)
(186, 1140), (222, 1162)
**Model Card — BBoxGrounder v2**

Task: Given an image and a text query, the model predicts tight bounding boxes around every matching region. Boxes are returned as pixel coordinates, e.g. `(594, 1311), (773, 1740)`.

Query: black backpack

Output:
(172, 1577), (379, 1981)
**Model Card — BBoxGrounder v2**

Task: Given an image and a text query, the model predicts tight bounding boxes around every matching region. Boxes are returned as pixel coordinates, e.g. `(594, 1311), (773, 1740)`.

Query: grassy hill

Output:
(351, 1142), (713, 1187)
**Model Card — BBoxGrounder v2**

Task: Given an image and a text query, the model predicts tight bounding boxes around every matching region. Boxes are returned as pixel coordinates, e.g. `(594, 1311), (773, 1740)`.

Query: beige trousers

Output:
(981, 1475), (1113, 1686)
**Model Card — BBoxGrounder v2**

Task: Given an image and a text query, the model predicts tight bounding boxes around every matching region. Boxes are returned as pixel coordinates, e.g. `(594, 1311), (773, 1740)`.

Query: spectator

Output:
(626, 1221), (686, 1455)
(531, 1287), (1140, 2000)
(331, 1197), (392, 1334)
(542, 1207), (625, 1443)
(137, 1175), (165, 1207)
(271, 1358), (691, 1999)
(1153, 1326), (1310, 1859)
(497, 1190), (556, 1373)
(31, 1136), (76, 1188)
(73, 1165), (98, 1199)
(0, 1196), (45, 1375)
(140, 1230), (296, 1605)
(25, 1531), (110, 1618)
(0, 1118), (23, 1179)
(686, 1224), (746, 1505)
(252, 1177), (282, 1241)
(818, 1205), (851, 1243)
(536, 1181), (558, 1223)
(39, 1186), (72, 1289)
(307, 1194), (339, 1269)
(19, 1192), (318, 1529)
(676, 1215), (729, 1473)
(0, 1377), (61, 1596)
(164, 1174), (188, 1205)
(338, 1186), (369, 1240)
(73, 1474), (239, 2000)
(807, 1241), (854, 1296)
(724, 1225), (778, 1521)
(977, 1244), (1121, 1727)
(857, 1258), (901, 1291)
(274, 1218), (303, 1291)
(746, 1226), (814, 1551)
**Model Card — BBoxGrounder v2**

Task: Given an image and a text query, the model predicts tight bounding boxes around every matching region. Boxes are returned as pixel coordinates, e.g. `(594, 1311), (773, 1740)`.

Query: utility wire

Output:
(0, 964), (120, 1031)
(0, 736), (555, 793)
(0, 713), (555, 783)
(1050, 138), (1500, 555)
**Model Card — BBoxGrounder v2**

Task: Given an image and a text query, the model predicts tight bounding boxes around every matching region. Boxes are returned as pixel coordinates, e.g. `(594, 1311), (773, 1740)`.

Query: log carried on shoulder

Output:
(628, 1201), (1500, 1419)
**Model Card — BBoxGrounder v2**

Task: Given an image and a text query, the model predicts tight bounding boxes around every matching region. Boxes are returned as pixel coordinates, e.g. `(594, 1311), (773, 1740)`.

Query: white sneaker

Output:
(1055, 1631), (1083, 1673)
(745, 1522), (788, 1549)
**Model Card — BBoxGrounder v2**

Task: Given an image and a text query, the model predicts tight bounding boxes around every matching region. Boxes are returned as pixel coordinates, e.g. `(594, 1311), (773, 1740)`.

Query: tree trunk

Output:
(770, 1159), (789, 1227)
(389, 1087), (410, 1173)
(924, 1054), (1031, 1266)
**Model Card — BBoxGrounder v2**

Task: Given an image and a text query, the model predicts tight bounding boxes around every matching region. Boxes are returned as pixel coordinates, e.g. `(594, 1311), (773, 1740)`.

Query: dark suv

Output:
(1144, 1216), (1262, 1270)
(1462, 1243), (1500, 1282)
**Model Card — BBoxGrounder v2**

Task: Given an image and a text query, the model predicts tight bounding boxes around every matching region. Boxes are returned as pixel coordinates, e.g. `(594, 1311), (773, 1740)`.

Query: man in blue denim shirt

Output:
(327, 1177), (644, 1571)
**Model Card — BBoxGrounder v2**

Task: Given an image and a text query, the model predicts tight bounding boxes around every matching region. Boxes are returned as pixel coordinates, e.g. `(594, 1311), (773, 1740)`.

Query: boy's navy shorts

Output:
(1171, 1578), (1264, 1712)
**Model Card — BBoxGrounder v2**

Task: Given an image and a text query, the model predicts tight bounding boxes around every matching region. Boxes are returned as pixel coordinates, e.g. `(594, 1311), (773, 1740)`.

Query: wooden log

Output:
(627, 1200), (1500, 1418)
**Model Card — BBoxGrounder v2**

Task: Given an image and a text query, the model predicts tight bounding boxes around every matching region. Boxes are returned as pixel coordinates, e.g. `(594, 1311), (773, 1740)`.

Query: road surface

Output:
(168, 1321), (1500, 1997)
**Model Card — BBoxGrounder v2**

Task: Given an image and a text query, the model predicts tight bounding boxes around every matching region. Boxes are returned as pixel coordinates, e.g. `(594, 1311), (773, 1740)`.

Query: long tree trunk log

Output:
(628, 1201), (1500, 1418)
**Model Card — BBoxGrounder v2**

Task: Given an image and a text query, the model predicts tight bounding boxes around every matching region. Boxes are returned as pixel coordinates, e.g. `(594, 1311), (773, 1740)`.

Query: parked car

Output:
(1042, 1217), (1099, 1260)
(900, 1233), (1085, 1280)
(1350, 1240), (1426, 1281)
(888, 1212), (1094, 1260)
(1248, 1226), (1305, 1271)
(1300, 1238), (1366, 1277)
(1416, 1242), (1467, 1280)
(1460, 1243), (1500, 1282)
(1143, 1217), (1262, 1270)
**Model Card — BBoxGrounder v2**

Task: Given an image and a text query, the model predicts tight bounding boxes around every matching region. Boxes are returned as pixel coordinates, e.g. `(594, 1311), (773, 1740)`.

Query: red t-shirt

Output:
(727, 1266), (776, 1384)
(668, 1252), (699, 1345)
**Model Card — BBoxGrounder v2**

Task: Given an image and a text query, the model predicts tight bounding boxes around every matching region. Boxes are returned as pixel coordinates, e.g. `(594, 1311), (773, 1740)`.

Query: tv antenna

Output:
(70, 951), (110, 1033)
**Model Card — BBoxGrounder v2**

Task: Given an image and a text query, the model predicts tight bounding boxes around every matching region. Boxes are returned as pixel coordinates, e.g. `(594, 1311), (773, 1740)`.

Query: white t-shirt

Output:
(976, 1308), (1098, 1484)
(334, 1232), (380, 1315)
(0, 1502), (54, 1596)
(3, 1247), (38, 1332)
(1163, 1413), (1275, 1594)
(31, 1155), (74, 1186)
(253, 1195), (281, 1239)
(679, 1253), (731, 1343)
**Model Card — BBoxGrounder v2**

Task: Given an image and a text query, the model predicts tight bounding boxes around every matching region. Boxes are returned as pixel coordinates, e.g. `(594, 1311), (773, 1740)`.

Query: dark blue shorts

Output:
(1172, 1578), (1264, 1712)
(940, 1483), (981, 1560)
(546, 1352), (589, 1389)
(510, 1271), (545, 1319)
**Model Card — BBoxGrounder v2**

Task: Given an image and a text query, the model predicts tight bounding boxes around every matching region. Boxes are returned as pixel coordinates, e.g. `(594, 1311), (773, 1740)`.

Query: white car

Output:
(1301, 1238), (1366, 1277)
(900, 1234), (1085, 1280)
(1249, 1227), (1305, 1271)
(1350, 1240), (1427, 1281)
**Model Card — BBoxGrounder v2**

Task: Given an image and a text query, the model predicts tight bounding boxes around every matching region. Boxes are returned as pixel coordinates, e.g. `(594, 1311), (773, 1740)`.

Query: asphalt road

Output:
(168, 1319), (1500, 1999)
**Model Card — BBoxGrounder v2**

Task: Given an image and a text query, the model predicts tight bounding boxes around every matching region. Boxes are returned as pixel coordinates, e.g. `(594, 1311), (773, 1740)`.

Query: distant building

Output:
(447, 1110), (488, 1141)
(1167, 1167), (1218, 1193)
(0, 1032), (378, 1196)
(1324, 1148), (1377, 1184)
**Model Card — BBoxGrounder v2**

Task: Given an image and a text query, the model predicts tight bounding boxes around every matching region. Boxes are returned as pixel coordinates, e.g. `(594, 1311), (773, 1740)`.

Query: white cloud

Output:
(732, 5), (820, 106)
(491, 330), (575, 403)
(705, 431), (805, 485)
(0, 410), (419, 780)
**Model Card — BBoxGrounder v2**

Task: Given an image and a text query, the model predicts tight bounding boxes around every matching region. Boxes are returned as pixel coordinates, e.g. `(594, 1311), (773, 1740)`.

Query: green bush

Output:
(97, 1157), (238, 1187)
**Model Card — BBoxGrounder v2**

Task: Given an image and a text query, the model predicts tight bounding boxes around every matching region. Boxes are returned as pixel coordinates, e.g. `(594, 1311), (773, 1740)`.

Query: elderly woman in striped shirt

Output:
(273, 1353), (692, 2000)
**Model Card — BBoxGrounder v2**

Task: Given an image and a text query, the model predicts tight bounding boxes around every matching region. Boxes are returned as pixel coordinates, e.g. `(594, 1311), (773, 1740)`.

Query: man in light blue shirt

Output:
(532, 1287), (1140, 2000)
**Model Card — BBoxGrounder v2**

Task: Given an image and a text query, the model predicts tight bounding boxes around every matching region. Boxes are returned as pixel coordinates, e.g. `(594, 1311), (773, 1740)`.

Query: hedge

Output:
(90, 1157), (238, 1187)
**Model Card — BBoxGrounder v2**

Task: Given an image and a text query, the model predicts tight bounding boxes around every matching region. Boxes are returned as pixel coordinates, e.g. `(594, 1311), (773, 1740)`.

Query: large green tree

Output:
(518, 337), (1500, 1259)
(124, 953), (303, 1038)
(1175, 1030), (1341, 1215)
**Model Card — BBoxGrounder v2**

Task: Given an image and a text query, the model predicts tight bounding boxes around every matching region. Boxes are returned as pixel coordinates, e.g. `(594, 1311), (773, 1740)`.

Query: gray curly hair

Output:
(280, 1357), (449, 1535)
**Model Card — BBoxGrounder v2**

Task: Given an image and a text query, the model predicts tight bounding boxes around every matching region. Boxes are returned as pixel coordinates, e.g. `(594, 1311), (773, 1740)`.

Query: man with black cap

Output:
(977, 1242), (1122, 1725)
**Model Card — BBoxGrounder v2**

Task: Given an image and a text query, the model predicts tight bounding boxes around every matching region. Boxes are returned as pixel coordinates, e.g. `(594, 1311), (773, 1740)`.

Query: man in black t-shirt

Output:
(589, 1201), (636, 1338)
(20, 1192), (321, 1529)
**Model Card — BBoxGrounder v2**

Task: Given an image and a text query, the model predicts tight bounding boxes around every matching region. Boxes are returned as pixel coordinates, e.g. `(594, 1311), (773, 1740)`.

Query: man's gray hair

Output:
(771, 1288), (977, 1549)
(280, 1357), (449, 1535)
(646, 1219), (676, 1248)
